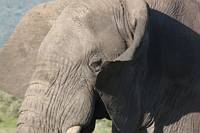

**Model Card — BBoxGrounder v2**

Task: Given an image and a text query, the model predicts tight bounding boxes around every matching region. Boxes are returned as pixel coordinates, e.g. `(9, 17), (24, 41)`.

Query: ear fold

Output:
(114, 0), (149, 61)
(0, 3), (54, 97)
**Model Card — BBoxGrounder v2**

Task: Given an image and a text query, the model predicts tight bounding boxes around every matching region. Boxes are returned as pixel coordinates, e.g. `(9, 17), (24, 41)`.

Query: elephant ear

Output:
(0, 4), (53, 98)
(97, 61), (142, 132)
(97, 0), (149, 132)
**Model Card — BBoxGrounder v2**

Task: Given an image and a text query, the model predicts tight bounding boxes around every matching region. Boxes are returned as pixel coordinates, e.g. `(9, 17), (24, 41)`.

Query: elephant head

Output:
(0, 0), (149, 132)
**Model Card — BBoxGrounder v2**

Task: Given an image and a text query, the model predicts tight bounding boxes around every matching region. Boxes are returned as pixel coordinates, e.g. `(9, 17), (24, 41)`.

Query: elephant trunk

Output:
(17, 58), (95, 133)
(17, 84), (52, 133)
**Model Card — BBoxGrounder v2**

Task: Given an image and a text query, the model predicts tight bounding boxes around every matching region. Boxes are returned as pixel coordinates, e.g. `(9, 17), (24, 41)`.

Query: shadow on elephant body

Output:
(96, 9), (200, 133)
(148, 10), (200, 132)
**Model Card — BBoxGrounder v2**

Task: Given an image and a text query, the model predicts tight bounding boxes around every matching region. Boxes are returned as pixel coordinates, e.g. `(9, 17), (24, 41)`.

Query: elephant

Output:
(0, 0), (199, 133)
(0, 0), (148, 132)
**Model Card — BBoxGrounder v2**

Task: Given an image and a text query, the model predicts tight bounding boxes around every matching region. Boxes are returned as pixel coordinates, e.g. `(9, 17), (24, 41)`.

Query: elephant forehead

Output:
(39, 1), (126, 60)
(59, 0), (127, 59)
(81, 4), (127, 59)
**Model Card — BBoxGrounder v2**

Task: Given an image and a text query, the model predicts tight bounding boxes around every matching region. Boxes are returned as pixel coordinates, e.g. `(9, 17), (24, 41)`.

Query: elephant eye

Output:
(89, 57), (103, 73)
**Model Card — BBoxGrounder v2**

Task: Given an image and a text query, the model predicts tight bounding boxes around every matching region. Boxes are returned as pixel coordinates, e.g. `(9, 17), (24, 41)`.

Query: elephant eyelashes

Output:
(89, 57), (103, 73)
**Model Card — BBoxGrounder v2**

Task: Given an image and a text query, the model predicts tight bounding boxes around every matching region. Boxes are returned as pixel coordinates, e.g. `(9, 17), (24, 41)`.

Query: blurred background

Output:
(0, 0), (111, 132)
(0, 0), (49, 47)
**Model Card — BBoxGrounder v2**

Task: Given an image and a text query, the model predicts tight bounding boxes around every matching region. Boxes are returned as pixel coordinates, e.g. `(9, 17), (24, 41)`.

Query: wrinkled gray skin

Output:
(96, 0), (200, 133)
(0, 0), (148, 132)
(0, 0), (200, 133)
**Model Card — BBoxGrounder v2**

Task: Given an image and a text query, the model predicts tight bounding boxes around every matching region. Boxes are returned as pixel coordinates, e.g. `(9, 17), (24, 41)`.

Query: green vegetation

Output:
(94, 119), (112, 133)
(0, 90), (21, 133)
(0, 90), (111, 133)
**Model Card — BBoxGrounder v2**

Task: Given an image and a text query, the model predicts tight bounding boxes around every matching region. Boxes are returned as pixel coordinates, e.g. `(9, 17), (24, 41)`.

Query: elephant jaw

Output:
(66, 126), (81, 133)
